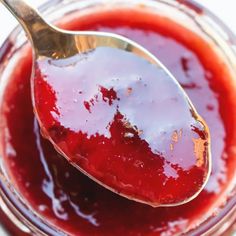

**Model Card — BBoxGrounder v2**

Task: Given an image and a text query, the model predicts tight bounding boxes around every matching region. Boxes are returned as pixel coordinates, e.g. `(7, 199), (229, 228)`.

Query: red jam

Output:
(0, 7), (236, 236)
(33, 45), (210, 206)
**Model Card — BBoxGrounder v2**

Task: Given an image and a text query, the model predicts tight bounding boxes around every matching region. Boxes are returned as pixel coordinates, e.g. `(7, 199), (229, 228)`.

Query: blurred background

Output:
(0, 0), (236, 45)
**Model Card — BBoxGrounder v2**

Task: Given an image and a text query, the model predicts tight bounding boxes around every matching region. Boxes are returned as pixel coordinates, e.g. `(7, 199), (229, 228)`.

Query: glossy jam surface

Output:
(1, 7), (236, 236)
(34, 45), (209, 206)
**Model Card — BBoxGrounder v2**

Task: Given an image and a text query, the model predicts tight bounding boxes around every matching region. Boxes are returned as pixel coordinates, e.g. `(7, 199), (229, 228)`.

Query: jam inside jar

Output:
(0, 0), (236, 235)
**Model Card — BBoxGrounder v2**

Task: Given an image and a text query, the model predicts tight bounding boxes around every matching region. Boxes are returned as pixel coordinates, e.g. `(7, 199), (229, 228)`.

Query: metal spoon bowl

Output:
(1, 0), (211, 207)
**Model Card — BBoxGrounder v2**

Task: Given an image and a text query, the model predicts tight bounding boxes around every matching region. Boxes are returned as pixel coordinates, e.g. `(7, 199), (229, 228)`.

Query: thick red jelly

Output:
(33, 45), (210, 206)
(0, 6), (236, 236)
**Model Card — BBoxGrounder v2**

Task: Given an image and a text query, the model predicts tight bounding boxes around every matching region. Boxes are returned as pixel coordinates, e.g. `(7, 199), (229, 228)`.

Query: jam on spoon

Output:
(1, 0), (211, 206)
(34, 46), (210, 207)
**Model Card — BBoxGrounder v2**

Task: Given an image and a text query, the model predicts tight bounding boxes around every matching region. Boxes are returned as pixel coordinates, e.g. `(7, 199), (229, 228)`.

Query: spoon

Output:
(1, 0), (211, 207)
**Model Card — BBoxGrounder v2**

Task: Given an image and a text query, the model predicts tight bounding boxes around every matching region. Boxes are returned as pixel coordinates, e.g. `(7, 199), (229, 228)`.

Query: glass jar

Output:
(0, 0), (235, 235)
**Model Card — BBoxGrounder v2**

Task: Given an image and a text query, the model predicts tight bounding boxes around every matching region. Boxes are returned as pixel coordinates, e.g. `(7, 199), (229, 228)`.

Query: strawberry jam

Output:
(33, 45), (210, 207)
(0, 6), (236, 236)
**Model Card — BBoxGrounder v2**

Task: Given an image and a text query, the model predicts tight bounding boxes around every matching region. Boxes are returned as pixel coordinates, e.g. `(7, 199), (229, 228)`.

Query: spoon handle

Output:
(0, 0), (50, 43)
(1, 0), (75, 58)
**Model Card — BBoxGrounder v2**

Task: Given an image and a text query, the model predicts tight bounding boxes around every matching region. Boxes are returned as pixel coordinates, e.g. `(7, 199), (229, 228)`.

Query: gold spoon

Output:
(1, 0), (211, 207)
